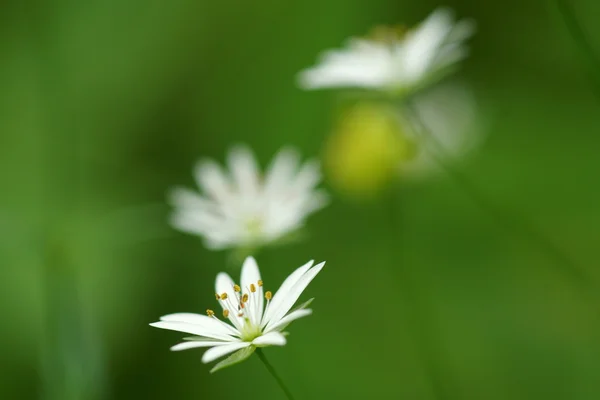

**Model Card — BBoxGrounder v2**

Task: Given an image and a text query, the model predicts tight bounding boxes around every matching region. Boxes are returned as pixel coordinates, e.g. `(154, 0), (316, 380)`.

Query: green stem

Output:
(256, 349), (296, 400)
(407, 106), (592, 295)
(386, 189), (448, 400)
(554, 0), (600, 102)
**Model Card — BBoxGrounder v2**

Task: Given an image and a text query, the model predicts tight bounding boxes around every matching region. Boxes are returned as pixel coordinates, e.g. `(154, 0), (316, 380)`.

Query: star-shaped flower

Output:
(298, 8), (475, 95)
(150, 257), (325, 372)
(168, 145), (327, 252)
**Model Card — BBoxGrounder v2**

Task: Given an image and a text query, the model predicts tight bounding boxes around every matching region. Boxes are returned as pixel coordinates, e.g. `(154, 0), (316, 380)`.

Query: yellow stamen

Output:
(233, 284), (241, 293)
(220, 292), (228, 300)
(242, 293), (249, 303)
(206, 309), (215, 317)
(250, 284), (256, 293)
(265, 291), (272, 300)
(223, 310), (230, 318)
(215, 293), (220, 301)
(257, 280), (263, 287)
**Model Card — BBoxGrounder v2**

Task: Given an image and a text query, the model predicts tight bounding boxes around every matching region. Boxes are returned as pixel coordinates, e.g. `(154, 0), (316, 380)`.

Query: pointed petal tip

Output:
(312, 261), (326, 271)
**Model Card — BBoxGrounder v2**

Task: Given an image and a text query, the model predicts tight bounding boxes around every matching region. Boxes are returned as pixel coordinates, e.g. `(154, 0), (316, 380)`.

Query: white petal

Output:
(160, 313), (239, 336)
(194, 159), (231, 202)
(171, 340), (232, 351)
(264, 309), (312, 333)
(444, 18), (476, 44)
(261, 259), (314, 327)
(168, 187), (218, 213)
(227, 145), (260, 196)
(298, 40), (392, 90)
(264, 148), (300, 196)
(149, 321), (233, 341)
(252, 332), (287, 347)
(264, 262), (324, 329)
(240, 256), (264, 326)
(201, 342), (250, 363)
(292, 160), (322, 193)
(215, 272), (244, 330)
(241, 256), (261, 291)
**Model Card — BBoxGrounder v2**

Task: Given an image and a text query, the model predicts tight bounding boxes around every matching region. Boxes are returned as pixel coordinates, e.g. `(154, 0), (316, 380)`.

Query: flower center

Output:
(244, 216), (264, 239)
(367, 24), (407, 44)
(208, 279), (273, 342)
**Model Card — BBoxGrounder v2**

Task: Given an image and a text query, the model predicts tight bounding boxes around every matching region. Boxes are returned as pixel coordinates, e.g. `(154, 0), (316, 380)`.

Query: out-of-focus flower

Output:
(402, 83), (483, 178)
(150, 257), (324, 373)
(297, 8), (475, 96)
(325, 84), (482, 196)
(169, 146), (327, 252)
(325, 101), (416, 197)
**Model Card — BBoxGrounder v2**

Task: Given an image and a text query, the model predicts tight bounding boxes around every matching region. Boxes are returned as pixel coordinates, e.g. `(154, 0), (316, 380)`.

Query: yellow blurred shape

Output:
(325, 102), (416, 198)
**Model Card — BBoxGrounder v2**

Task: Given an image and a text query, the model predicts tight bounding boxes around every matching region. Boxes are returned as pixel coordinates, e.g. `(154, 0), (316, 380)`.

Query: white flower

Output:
(297, 8), (475, 94)
(168, 145), (328, 251)
(400, 82), (483, 178)
(150, 257), (324, 372)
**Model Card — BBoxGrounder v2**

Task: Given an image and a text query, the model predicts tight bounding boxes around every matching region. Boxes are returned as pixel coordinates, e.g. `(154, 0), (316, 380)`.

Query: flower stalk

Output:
(386, 188), (449, 399)
(256, 349), (297, 400)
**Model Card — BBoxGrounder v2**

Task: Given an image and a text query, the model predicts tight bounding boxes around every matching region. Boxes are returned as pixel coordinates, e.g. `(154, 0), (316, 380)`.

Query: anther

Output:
(257, 280), (263, 287)
(223, 310), (230, 318)
(233, 284), (241, 293)
(265, 291), (272, 300)
(238, 313), (244, 317)
(242, 293), (249, 303)
(250, 284), (256, 293)
(215, 293), (220, 301)
(220, 292), (228, 300)
(206, 309), (215, 317)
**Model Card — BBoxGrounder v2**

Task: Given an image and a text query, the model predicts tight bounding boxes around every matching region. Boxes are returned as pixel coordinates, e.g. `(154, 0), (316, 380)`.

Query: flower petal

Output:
(201, 342), (251, 364)
(168, 187), (219, 213)
(215, 272), (244, 330)
(227, 145), (260, 196)
(264, 147), (300, 196)
(194, 159), (231, 202)
(264, 309), (312, 333)
(241, 256), (261, 291)
(171, 340), (232, 351)
(160, 313), (239, 336)
(261, 259), (314, 327)
(149, 321), (234, 341)
(240, 256), (264, 325)
(252, 332), (287, 347)
(264, 262), (324, 329)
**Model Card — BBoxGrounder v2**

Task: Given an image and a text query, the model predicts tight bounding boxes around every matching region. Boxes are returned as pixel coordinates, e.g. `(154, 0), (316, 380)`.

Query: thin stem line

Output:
(256, 349), (296, 400)
(386, 189), (448, 400)
(406, 106), (592, 295)
(554, 0), (600, 102)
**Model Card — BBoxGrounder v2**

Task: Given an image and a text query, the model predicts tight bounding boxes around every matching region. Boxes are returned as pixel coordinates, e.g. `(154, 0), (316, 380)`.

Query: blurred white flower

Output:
(169, 145), (327, 251)
(323, 83), (483, 196)
(298, 8), (475, 94)
(150, 257), (324, 372)
(400, 82), (483, 178)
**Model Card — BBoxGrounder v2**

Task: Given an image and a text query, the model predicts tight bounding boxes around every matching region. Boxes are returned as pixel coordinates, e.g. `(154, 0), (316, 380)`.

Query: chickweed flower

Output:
(150, 257), (324, 373)
(168, 145), (327, 252)
(298, 8), (475, 96)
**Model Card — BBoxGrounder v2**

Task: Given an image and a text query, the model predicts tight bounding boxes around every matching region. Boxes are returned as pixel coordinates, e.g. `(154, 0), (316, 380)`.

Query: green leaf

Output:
(209, 345), (255, 374)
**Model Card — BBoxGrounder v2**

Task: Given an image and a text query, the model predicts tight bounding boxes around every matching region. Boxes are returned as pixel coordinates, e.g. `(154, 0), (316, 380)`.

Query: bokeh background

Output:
(2, 0), (600, 399)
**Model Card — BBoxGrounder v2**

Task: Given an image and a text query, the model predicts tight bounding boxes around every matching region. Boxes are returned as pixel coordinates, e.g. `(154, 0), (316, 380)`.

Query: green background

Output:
(2, 0), (600, 399)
